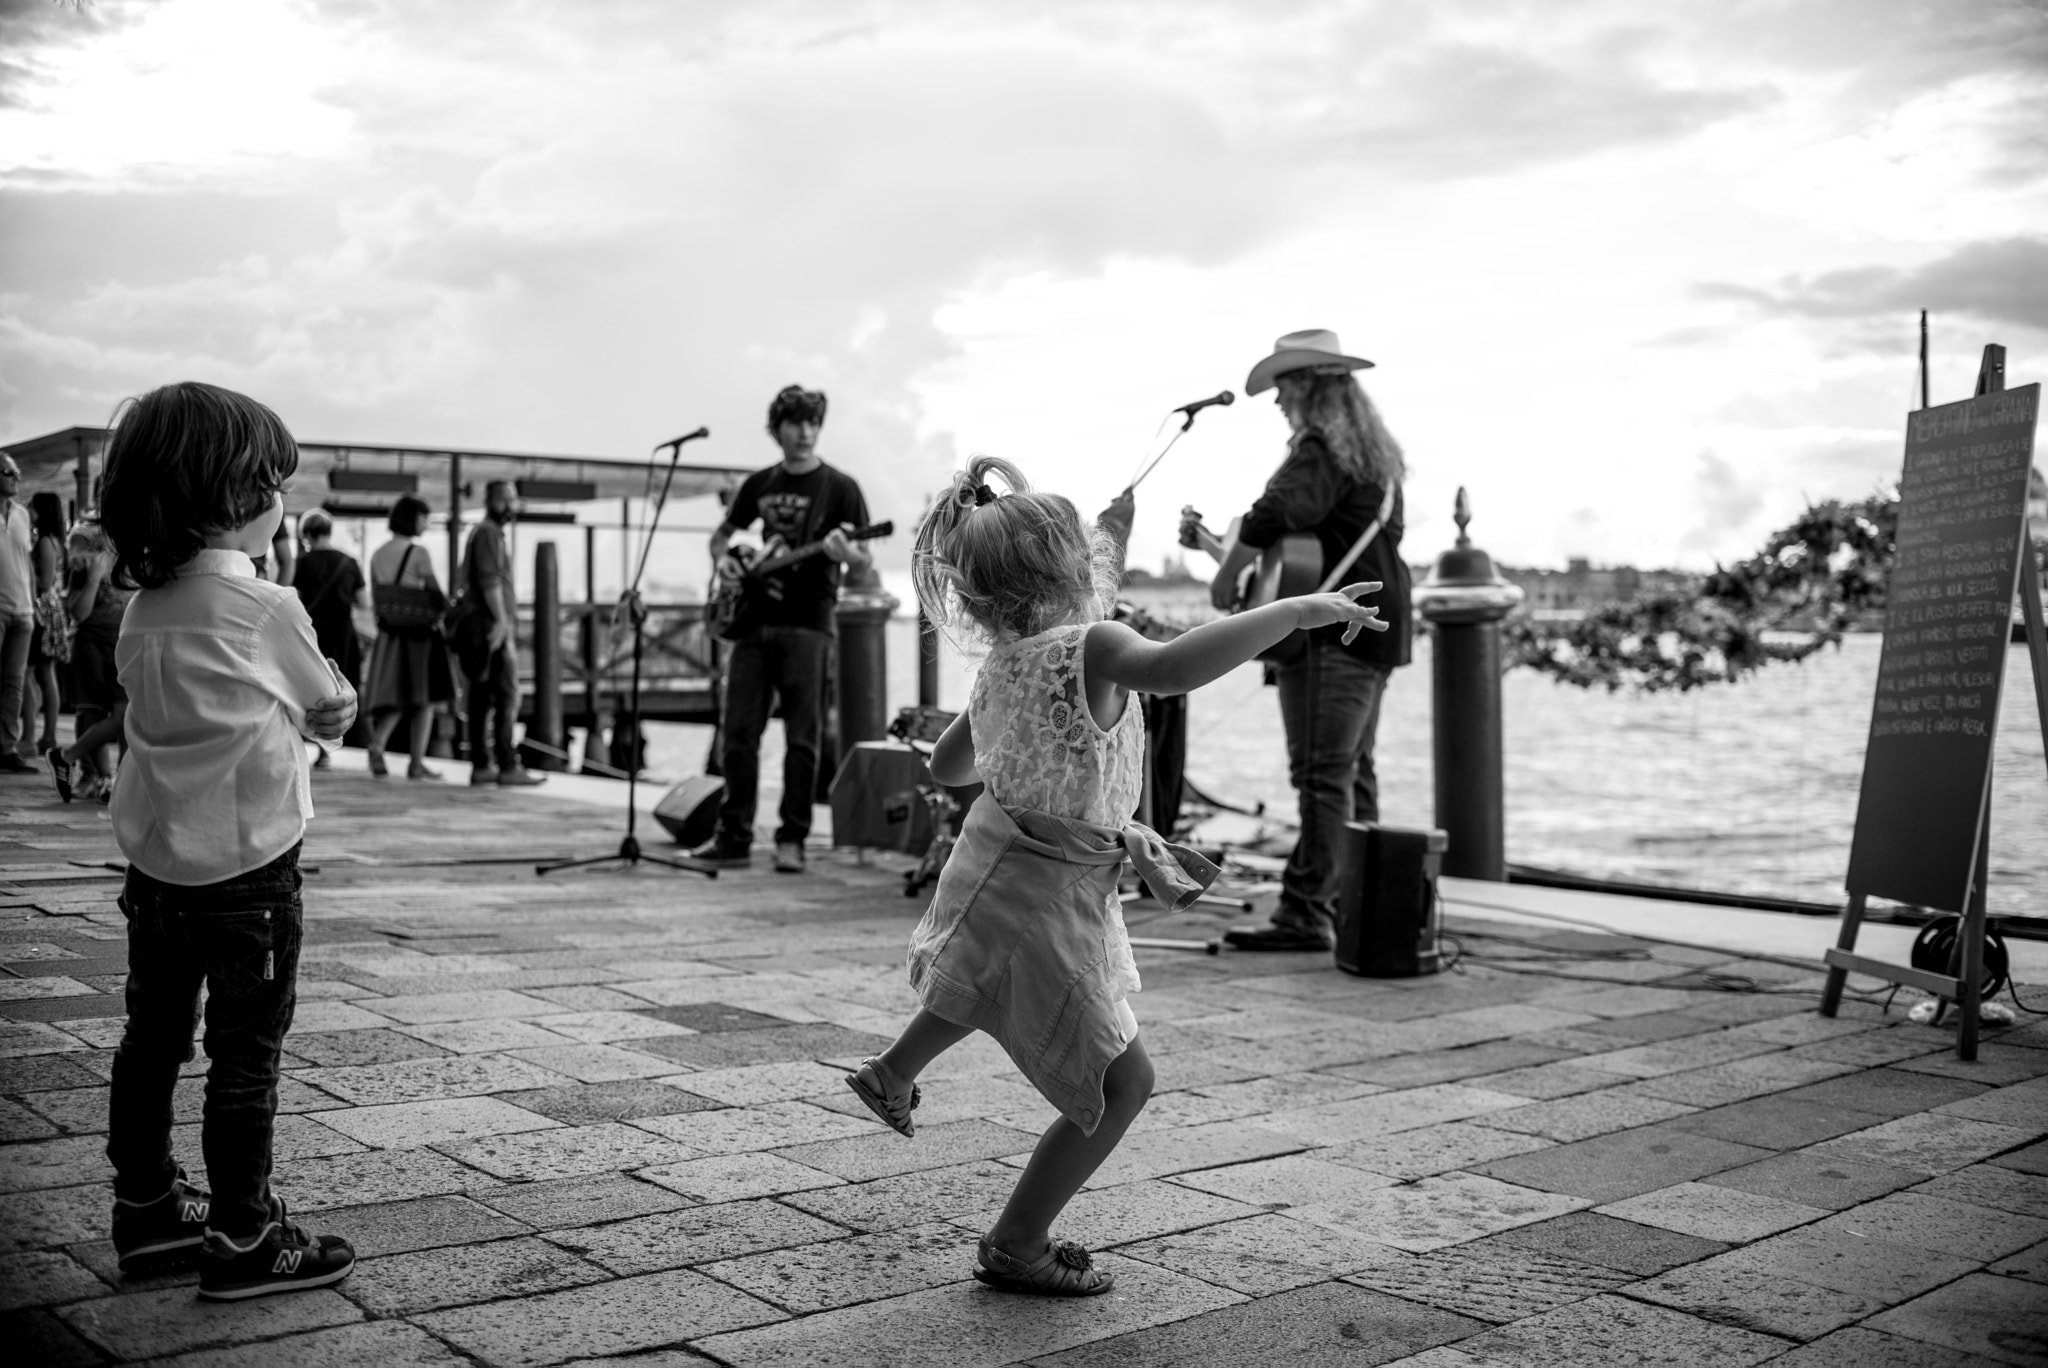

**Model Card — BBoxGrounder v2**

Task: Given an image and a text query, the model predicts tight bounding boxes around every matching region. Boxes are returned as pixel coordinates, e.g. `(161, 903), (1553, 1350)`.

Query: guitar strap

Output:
(1317, 482), (1398, 593)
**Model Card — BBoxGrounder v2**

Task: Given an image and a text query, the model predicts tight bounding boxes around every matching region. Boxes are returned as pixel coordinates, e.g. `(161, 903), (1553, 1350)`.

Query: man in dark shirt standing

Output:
(695, 385), (871, 872)
(461, 481), (545, 788)
(1207, 330), (1412, 950)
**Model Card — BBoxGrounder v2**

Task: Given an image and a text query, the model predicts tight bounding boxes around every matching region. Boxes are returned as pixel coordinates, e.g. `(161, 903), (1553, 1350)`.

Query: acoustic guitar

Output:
(1177, 507), (1324, 612)
(707, 521), (893, 642)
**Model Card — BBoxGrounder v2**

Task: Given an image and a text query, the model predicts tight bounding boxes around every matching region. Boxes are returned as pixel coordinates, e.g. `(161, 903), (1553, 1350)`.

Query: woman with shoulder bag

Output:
(364, 495), (454, 779)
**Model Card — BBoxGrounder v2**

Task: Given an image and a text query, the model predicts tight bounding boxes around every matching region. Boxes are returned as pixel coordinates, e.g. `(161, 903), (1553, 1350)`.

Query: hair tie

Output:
(973, 483), (997, 506)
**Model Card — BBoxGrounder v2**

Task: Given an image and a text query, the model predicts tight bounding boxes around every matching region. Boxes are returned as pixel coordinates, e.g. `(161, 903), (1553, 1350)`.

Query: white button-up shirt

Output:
(111, 549), (340, 886)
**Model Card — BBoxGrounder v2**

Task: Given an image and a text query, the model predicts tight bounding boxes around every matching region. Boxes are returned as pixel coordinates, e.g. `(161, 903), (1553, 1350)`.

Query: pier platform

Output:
(2, 750), (2044, 1366)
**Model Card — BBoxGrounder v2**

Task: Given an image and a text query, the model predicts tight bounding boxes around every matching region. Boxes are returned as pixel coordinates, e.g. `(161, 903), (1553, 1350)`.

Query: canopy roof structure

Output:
(1, 427), (750, 517)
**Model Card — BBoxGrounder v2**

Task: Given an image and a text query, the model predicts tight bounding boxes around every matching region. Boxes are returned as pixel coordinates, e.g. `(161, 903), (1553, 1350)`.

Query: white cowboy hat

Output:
(1244, 328), (1375, 395)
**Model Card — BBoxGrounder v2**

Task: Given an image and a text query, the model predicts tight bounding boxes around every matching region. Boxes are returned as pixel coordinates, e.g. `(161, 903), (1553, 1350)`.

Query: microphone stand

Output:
(538, 430), (718, 879)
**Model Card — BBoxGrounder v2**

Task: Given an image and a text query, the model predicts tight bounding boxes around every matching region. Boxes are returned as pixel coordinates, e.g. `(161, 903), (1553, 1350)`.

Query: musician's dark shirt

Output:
(726, 460), (871, 635)
(1237, 432), (1412, 667)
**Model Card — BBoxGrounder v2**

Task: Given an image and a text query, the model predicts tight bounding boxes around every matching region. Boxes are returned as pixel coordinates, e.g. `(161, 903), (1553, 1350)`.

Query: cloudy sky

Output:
(2, 0), (2043, 579)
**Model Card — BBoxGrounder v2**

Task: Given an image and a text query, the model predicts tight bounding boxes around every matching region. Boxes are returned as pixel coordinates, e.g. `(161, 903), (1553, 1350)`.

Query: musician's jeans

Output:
(1273, 646), (1392, 938)
(718, 626), (831, 848)
(107, 845), (302, 1238)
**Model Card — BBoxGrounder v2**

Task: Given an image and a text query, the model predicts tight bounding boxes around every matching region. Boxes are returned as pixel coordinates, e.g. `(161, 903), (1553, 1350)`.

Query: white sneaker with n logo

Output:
(197, 1198), (355, 1302)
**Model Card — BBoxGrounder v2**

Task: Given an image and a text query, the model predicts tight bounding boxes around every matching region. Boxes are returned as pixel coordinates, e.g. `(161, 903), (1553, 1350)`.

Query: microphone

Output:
(657, 427), (710, 450)
(1174, 391), (1234, 417)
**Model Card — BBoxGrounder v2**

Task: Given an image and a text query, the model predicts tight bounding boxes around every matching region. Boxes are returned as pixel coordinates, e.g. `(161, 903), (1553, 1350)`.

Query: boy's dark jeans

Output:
(107, 844), (303, 1238)
(718, 625), (831, 847)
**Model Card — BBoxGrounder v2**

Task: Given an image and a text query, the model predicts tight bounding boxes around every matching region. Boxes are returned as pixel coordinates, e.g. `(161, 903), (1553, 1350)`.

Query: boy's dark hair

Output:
(767, 384), (827, 432)
(99, 382), (300, 590)
(388, 493), (431, 536)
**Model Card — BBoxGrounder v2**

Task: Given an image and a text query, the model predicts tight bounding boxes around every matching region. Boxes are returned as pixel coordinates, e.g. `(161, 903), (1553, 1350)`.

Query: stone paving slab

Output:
(7, 764), (2047, 1364)
(1115, 1211), (1409, 1296)
(1030, 1280), (1486, 1367)
(1449, 1292), (1789, 1366)
(1482, 1209), (1731, 1276)
(417, 1267), (786, 1366)
(1344, 1242), (1634, 1324)
(1863, 1271), (2048, 1364)
(696, 1255), (1244, 1367)
(545, 1197), (846, 1276)
(153, 1318), (473, 1367)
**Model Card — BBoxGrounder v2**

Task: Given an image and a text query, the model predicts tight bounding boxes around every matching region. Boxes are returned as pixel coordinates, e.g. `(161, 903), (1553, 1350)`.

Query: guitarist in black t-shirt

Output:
(695, 385), (873, 873)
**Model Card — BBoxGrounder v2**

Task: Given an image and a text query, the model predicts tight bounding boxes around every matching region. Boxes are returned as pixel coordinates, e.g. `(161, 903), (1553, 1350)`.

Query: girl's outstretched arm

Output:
(1087, 586), (1387, 698)
(928, 709), (980, 787)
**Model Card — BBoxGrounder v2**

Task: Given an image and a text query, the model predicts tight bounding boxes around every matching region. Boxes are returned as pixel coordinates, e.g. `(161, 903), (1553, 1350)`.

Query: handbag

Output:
(33, 585), (74, 664)
(374, 545), (448, 635)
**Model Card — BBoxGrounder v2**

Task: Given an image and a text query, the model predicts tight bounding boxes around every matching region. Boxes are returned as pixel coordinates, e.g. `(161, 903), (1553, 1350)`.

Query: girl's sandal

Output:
(845, 1057), (920, 1137)
(45, 747), (72, 803)
(973, 1235), (1115, 1297)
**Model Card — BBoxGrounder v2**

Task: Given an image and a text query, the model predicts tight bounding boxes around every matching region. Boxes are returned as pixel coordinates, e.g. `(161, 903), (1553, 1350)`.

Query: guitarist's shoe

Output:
(690, 836), (752, 869)
(1223, 924), (1334, 952)
(774, 841), (806, 873)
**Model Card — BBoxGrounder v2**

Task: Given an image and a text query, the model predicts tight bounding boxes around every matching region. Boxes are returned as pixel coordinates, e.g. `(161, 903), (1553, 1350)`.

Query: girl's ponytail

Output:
(913, 455), (1111, 644)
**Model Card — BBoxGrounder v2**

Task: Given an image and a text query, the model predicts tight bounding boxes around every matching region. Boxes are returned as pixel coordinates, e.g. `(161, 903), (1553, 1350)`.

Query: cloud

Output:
(1680, 449), (1767, 555)
(1699, 237), (2048, 333)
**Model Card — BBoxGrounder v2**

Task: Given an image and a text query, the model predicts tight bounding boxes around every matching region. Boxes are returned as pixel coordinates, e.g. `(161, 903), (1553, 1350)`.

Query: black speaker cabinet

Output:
(1335, 822), (1448, 978)
(652, 775), (726, 847)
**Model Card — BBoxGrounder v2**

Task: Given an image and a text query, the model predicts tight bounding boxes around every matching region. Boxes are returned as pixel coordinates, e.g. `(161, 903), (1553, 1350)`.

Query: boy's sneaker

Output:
(197, 1197), (354, 1301)
(774, 841), (805, 873)
(689, 835), (752, 868)
(112, 1168), (212, 1272)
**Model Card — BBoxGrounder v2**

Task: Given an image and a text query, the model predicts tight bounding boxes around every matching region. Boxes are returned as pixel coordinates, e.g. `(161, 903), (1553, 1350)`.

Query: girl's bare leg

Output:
(986, 1036), (1154, 1260)
(369, 708), (402, 755)
(875, 1008), (973, 1084)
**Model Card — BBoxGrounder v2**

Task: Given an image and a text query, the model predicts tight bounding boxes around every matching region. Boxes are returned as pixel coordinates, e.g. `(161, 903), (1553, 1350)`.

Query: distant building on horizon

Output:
(1495, 558), (1696, 617)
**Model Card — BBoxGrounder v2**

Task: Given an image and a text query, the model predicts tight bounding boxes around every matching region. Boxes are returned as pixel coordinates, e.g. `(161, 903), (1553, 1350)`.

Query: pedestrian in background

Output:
(0, 451), (34, 773)
(364, 494), (452, 780)
(451, 480), (542, 787)
(27, 490), (69, 761)
(292, 512), (368, 768)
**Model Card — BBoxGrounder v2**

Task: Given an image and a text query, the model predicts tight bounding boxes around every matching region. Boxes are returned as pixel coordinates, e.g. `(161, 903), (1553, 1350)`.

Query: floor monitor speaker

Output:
(652, 775), (726, 847)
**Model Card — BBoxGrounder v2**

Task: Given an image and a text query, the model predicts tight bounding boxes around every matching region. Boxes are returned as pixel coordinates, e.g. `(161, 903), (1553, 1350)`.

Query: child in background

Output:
(98, 381), (360, 1300)
(844, 455), (1383, 1296)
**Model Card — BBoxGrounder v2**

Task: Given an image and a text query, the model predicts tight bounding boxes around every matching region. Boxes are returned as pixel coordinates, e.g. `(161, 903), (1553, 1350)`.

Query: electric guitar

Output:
(706, 521), (893, 641)
(1177, 507), (1324, 612)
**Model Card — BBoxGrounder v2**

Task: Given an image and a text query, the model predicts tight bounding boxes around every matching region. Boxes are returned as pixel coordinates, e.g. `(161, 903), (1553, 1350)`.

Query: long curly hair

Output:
(912, 455), (1119, 644)
(1274, 368), (1406, 489)
(99, 381), (299, 590)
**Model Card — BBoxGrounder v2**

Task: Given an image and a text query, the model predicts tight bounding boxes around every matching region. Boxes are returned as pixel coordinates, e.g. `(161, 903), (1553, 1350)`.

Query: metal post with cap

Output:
(1416, 488), (1524, 881)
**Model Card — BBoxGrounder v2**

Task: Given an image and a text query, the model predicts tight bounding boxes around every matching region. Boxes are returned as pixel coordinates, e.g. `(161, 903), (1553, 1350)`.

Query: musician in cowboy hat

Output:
(1204, 329), (1414, 951)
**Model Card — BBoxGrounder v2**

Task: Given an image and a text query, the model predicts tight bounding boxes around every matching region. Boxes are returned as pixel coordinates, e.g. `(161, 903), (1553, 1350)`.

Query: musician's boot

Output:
(1223, 924), (1333, 952)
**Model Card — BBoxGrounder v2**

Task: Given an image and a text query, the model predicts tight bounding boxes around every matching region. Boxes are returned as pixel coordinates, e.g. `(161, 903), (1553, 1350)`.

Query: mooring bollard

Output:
(1415, 488), (1524, 880)
(835, 576), (901, 761)
(523, 540), (566, 771)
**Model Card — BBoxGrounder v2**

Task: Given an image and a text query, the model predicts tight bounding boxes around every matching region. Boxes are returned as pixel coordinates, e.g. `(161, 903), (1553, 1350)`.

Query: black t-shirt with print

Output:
(725, 460), (871, 635)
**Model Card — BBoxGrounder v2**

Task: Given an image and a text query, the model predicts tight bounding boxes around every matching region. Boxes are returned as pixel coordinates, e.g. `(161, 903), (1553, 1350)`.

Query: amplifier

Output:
(1335, 822), (1448, 978)
(652, 775), (726, 847)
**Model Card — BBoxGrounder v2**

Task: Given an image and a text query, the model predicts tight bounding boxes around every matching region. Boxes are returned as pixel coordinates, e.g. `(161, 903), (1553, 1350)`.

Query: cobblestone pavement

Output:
(2, 760), (2045, 1366)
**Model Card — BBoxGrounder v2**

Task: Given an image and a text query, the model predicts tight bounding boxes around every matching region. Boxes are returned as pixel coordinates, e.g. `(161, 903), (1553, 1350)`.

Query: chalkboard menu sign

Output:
(1846, 383), (2040, 910)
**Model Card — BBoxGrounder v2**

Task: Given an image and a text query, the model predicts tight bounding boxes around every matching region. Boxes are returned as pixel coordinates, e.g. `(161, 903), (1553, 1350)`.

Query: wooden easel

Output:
(1820, 345), (2048, 1059)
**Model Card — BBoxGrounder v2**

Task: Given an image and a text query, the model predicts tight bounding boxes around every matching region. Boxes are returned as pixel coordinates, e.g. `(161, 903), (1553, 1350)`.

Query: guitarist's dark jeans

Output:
(719, 626), (831, 848)
(1274, 646), (1392, 938)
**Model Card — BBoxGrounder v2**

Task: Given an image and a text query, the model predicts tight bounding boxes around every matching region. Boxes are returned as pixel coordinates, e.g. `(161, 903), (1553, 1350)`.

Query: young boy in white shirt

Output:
(98, 382), (361, 1300)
